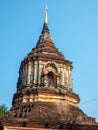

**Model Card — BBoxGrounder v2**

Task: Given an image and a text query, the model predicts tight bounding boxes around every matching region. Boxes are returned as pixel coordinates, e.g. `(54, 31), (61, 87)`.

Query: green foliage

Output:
(0, 104), (8, 118)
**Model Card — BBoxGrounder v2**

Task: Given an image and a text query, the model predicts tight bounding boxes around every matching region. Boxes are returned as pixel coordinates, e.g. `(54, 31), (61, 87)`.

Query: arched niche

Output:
(41, 62), (58, 87)
(47, 71), (57, 87)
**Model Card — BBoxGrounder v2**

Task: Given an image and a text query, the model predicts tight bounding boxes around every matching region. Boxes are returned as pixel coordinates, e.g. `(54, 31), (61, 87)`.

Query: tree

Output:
(0, 104), (8, 118)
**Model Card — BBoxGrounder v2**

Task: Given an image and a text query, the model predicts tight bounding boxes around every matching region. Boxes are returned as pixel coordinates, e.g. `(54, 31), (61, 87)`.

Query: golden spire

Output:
(44, 5), (48, 24)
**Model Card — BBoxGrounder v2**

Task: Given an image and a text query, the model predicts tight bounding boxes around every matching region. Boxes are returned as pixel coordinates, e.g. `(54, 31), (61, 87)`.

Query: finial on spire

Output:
(44, 5), (48, 24)
(41, 5), (49, 34)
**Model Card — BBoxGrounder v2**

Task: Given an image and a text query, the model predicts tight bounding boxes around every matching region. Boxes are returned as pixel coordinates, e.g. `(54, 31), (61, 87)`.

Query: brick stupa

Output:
(2, 6), (98, 130)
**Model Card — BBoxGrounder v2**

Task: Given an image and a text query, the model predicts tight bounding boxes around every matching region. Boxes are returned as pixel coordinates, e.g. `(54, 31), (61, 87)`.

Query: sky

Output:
(0, 0), (98, 121)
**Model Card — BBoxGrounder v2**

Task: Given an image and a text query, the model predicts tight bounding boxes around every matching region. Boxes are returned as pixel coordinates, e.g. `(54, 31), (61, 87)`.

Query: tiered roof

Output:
(21, 6), (72, 68)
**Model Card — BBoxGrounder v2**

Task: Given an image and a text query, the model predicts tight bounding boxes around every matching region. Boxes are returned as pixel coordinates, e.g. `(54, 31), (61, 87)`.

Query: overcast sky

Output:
(0, 0), (98, 121)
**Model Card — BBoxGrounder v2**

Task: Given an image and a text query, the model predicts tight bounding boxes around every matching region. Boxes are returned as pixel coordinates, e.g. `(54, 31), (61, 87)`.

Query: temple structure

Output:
(2, 6), (98, 130)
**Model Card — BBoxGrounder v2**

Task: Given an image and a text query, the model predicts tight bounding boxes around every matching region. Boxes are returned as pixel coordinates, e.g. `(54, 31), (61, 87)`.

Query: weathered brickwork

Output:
(2, 6), (98, 130)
